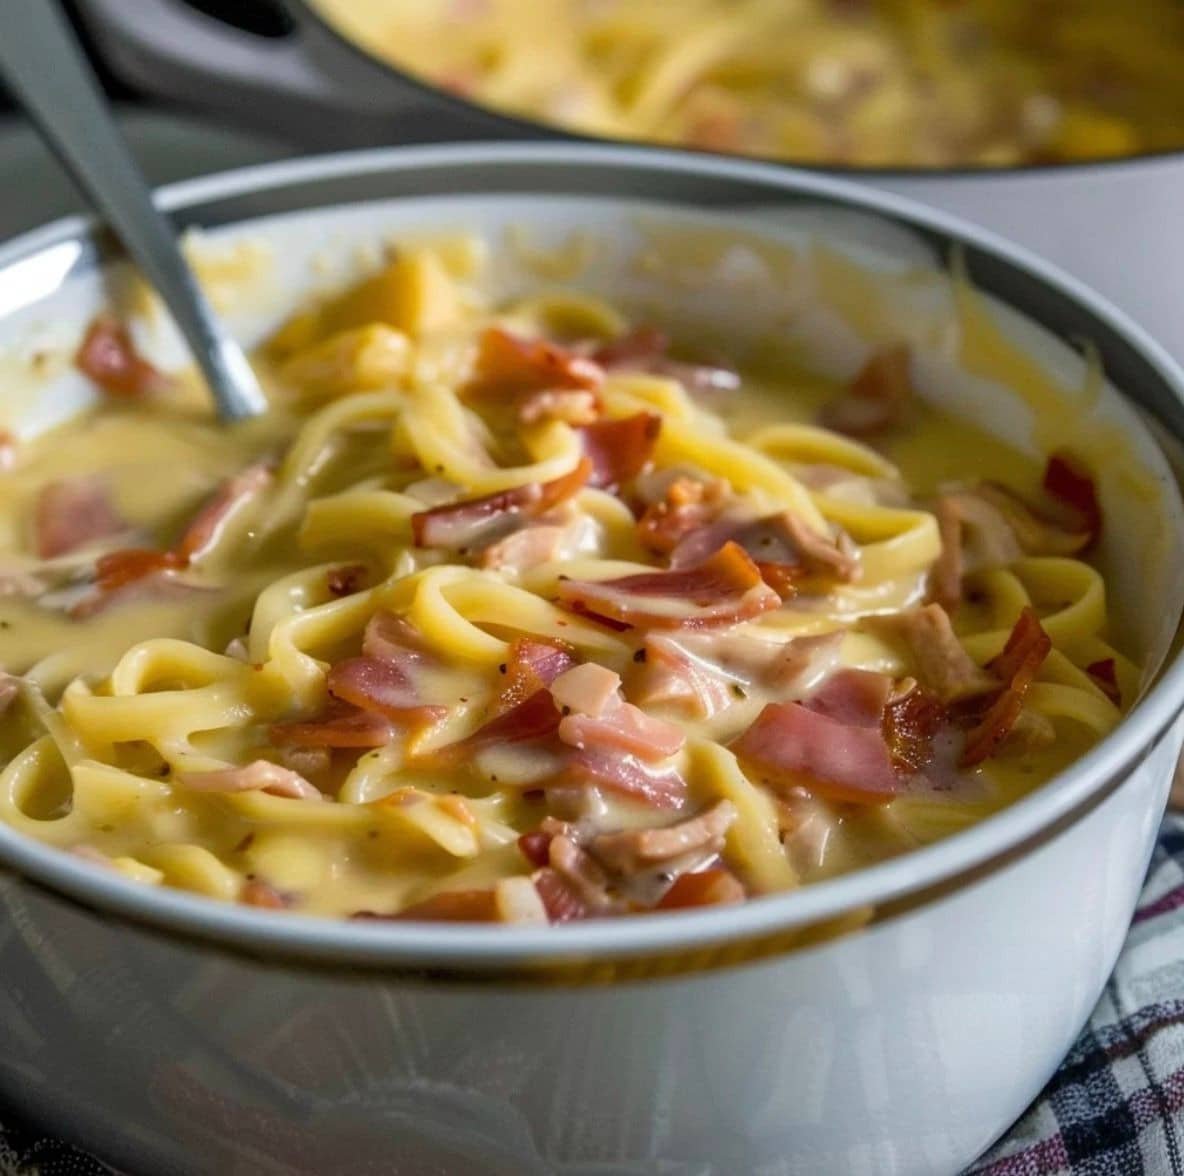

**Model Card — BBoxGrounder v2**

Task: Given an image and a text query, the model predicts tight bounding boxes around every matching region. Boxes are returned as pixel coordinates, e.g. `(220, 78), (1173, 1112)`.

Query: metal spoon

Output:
(0, 0), (267, 421)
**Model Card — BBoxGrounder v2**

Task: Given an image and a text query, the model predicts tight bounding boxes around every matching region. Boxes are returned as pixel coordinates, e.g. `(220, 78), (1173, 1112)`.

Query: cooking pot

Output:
(71, 0), (1184, 364)
(0, 143), (1183, 1175)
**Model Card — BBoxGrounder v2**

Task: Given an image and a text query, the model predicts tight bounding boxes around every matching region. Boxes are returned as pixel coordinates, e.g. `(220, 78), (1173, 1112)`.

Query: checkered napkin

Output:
(6, 818), (1184, 1176)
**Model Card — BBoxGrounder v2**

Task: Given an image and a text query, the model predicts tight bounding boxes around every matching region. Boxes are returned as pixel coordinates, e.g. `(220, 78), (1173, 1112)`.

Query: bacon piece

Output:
(821, 345), (912, 436)
(468, 327), (604, 398)
(435, 688), (562, 761)
(969, 484), (1088, 557)
(175, 463), (272, 562)
(518, 388), (600, 426)
(931, 495), (965, 611)
(75, 314), (167, 399)
(732, 700), (900, 805)
(656, 866), (745, 909)
(589, 800), (736, 874)
(498, 636), (577, 712)
(410, 458), (591, 549)
(1043, 451), (1101, 542)
(478, 520), (580, 573)
(805, 668), (893, 728)
(1086, 658), (1121, 706)
(176, 760), (322, 800)
(93, 547), (181, 592)
(327, 656), (446, 732)
(564, 747), (687, 808)
(864, 605), (995, 703)
(670, 510), (860, 590)
(533, 867), (590, 922)
(637, 476), (730, 556)
(626, 634), (736, 719)
(270, 704), (396, 749)
(557, 541), (780, 630)
(241, 879), (291, 909)
(327, 564), (368, 597)
(34, 477), (126, 558)
(559, 701), (686, 762)
(548, 833), (614, 913)
(575, 414), (661, 490)
(883, 687), (947, 775)
(960, 607), (1052, 767)
(362, 611), (429, 667)
(517, 830), (553, 868)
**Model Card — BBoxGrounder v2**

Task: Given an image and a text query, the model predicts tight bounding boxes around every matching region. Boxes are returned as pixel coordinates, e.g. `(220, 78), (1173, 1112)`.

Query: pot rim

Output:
(0, 140), (1182, 969)
(292, 0), (1184, 181)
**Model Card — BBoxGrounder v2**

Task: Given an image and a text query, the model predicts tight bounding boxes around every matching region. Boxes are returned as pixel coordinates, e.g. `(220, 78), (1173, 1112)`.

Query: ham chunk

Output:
(558, 541), (781, 630)
(177, 760), (322, 800)
(35, 476), (126, 558)
(732, 699), (900, 806)
(864, 605), (995, 703)
(564, 747), (687, 808)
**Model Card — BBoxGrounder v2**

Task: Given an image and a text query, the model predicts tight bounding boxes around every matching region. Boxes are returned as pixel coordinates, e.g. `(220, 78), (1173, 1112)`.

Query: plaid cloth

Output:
(6, 818), (1184, 1176)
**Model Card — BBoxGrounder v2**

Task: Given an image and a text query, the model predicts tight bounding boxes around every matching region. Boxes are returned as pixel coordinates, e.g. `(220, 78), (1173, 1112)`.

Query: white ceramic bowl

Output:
(1, 144), (1183, 1176)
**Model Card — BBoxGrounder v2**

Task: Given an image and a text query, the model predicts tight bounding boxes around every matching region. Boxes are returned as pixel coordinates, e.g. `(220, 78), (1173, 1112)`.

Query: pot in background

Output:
(0, 145), (1182, 1175)
(70, 0), (1184, 363)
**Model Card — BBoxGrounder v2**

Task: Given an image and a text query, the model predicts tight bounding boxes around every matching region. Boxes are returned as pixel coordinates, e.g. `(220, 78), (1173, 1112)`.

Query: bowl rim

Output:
(1, 140), (1183, 970)
(294, 0), (1184, 181)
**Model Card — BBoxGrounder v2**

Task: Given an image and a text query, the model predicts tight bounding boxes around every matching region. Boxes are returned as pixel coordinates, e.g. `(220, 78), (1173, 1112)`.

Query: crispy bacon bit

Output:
(637, 476), (730, 555)
(732, 697), (900, 806)
(557, 541), (780, 631)
(518, 388), (600, 426)
(589, 800), (736, 874)
(1042, 451), (1101, 542)
(468, 327), (604, 398)
(435, 689), (562, 761)
(270, 704), (396, 749)
(176, 760), (322, 800)
(865, 605), (995, 703)
(241, 879), (291, 909)
(175, 463), (272, 562)
(327, 564), (368, 597)
(656, 866), (745, 909)
(75, 314), (167, 399)
(883, 687), (947, 775)
(960, 607), (1052, 767)
(1086, 658), (1121, 706)
(821, 345), (912, 436)
(564, 747), (687, 808)
(533, 867), (590, 922)
(498, 636), (578, 712)
(575, 414), (661, 490)
(410, 458), (591, 549)
(35, 477), (126, 558)
(327, 656), (446, 731)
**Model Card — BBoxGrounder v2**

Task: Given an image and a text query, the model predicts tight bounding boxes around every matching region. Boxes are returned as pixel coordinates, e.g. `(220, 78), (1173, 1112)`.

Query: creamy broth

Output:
(0, 238), (1131, 921)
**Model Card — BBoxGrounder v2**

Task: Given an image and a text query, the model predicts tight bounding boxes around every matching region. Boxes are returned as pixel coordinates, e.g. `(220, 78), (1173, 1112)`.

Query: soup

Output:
(316, 0), (1184, 168)
(0, 235), (1130, 922)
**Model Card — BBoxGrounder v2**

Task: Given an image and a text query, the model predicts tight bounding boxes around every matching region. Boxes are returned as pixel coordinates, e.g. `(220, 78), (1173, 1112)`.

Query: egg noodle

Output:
(0, 236), (1130, 921)
(316, 0), (1184, 167)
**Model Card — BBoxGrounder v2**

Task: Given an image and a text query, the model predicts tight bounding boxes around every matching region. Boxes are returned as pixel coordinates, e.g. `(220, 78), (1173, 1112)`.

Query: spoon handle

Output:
(0, 0), (267, 421)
